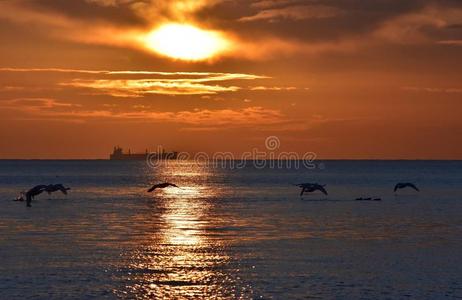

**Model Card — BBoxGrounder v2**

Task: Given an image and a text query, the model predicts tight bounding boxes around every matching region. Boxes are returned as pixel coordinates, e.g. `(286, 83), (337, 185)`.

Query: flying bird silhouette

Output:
(147, 182), (179, 192)
(394, 182), (419, 192)
(295, 183), (328, 196)
(16, 184), (71, 206)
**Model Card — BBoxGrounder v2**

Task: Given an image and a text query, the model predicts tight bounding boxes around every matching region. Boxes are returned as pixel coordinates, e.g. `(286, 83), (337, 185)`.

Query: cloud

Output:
(250, 86), (297, 91)
(1, 98), (73, 107)
(0, 68), (267, 97)
(235, 2), (462, 58)
(0, 97), (285, 126)
(250, 0), (301, 10)
(90, 106), (283, 126)
(373, 5), (462, 44)
(232, 36), (359, 60)
(172, 106), (284, 125)
(118, 0), (224, 22)
(62, 79), (241, 96)
(0, 0), (367, 61)
(235, 3), (462, 59)
(0, 98), (81, 117)
(437, 40), (462, 45)
(85, 0), (120, 7)
(402, 86), (462, 93)
(239, 5), (343, 22)
(1, 0), (461, 63)
(0, 67), (309, 96)
(0, 0), (141, 49)
(0, 67), (267, 79)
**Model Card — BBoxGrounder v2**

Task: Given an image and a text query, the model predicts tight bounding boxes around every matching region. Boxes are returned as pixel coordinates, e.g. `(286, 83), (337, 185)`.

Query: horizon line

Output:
(1, 158), (461, 161)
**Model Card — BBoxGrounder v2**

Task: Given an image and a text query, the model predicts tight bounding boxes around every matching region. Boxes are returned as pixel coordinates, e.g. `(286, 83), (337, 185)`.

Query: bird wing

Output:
(147, 184), (158, 192)
(30, 185), (47, 193)
(407, 183), (419, 191)
(394, 184), (400, 192)
(317, 186), (328, 195)
(31, 186), (47, 196)
(148, 182), (178, 192)
(54, 184), (70, 194)
(44, 184), (54, 194)
(297, 183), (315, 188)
(299, 187), (305, 196)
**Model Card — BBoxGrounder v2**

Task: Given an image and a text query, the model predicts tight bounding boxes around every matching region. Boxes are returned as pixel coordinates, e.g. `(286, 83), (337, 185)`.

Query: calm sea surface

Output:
(0, 160), (461, 299)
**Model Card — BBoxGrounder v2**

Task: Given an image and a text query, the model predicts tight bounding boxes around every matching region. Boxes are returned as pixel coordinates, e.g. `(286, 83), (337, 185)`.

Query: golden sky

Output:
(0, 0), (461, 159)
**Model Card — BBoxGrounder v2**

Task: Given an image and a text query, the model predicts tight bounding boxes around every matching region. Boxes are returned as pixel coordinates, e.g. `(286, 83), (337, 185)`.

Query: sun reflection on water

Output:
(117, 162), (250, 299)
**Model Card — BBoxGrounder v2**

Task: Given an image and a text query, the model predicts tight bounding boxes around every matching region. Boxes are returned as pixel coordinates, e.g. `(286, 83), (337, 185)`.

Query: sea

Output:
(0, 160), (461, 299)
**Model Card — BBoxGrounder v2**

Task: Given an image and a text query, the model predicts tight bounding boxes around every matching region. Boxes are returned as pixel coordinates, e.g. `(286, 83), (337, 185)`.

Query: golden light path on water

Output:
(118, 162), (251, 299)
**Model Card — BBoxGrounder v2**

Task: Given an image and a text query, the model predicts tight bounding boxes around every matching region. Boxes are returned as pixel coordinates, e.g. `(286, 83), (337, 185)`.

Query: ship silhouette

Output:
(109, 146), (178, 160)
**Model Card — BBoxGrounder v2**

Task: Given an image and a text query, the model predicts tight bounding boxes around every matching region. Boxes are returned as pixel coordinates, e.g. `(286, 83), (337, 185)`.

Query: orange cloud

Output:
(373, 5), (462, 44)
(0, 68), (268, 97)
(437, 40), (462, 46)
(239, 5), (343, 22)
(2, 0), (458, 64)
(250, 86), (297, 91)
(62, 79), (240, 96)
(0, 97), (285, 126)
(0, 68), (266, 79)
(0, 0), (354, 61)
(1, 98), (79, 110)
(402, 86), (462, 93)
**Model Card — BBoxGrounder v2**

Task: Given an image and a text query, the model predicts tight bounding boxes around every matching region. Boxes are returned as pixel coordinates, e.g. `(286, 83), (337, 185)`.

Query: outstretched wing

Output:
(44, 184), (55, 194)
(57, 185), (69, 195)
(299, 187), (305, 196)
(33, 185), (47, 196)
(317, 185), (328, 195)
(30, 185), (48, 193)
(49, 184), (69, 195)
(394, 183), (400, 192)
(407, 183), (419, 191)
(147, 184), (159, 192)
(148, 182), (179, 192)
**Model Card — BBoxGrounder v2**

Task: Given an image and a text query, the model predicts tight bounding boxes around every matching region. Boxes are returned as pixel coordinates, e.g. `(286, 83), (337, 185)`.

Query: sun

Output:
(144, 23), (229, 61)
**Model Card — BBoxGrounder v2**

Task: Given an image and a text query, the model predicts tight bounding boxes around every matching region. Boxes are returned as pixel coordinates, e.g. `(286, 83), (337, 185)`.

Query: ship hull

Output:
(109, 153), (178, 161)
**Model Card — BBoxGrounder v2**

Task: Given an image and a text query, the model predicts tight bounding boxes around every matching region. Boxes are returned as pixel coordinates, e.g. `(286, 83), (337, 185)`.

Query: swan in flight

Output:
(295, 183), (328, 196)
(147, 182), (179, 192)
(394, 182), (419, 192)
(16, 184), (71, 206)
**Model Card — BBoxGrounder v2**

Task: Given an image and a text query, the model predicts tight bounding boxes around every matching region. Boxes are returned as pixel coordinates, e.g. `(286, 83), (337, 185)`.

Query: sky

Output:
(0, 0), (461, 159)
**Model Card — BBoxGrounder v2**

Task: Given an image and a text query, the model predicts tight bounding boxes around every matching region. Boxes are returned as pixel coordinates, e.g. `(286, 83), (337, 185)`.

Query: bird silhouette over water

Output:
(295, 183), (328, 196)
(147, 182), (179, 192)
(394, 182), (419, 193)
(16, 184), (71, 207)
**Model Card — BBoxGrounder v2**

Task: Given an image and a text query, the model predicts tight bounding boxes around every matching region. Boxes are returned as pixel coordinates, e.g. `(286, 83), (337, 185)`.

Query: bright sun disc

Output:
(144, 23), (229, 61)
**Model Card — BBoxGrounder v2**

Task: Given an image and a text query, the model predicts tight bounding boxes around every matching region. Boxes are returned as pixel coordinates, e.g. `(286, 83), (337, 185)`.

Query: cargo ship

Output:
(109, 146), (178, 160)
